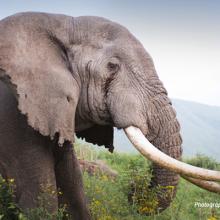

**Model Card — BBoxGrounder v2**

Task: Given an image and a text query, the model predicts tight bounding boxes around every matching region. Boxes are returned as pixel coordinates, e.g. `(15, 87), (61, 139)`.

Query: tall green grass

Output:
(77, 142), (220, 220)
(0, 141), (220, 219)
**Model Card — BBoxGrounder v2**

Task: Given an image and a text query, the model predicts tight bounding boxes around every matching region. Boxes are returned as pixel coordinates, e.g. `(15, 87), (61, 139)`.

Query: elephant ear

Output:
(0, 31), (79, 146)
(76, 125), (114, 153)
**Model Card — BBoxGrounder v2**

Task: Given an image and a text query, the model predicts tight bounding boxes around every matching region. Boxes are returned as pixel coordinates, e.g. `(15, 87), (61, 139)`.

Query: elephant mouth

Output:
(124, 126), (220, 193)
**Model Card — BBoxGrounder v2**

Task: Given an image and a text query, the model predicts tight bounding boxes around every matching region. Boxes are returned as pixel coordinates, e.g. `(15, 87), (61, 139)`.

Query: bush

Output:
(83, 151), (159, 219)
(0, 175), (68, 220)
(80, 145), (220, 219)
(185, 153), (220, 170)
(0, 175), (25, 220)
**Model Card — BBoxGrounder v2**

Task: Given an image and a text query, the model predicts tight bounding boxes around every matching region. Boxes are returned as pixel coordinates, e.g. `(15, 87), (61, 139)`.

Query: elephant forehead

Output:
(72, 16), (139, 46)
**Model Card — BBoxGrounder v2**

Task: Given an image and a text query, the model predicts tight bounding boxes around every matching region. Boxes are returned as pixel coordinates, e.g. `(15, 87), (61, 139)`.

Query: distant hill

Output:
(114, 99), (220, 161)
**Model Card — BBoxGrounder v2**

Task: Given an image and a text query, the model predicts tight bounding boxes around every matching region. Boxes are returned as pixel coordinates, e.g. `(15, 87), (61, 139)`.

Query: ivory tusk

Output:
(124, 126), (220, 181)
(181, 175), (220, 194)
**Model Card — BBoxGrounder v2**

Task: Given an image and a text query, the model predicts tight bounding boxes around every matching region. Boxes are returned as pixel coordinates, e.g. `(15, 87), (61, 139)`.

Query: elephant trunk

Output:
(125, 91), (220, 212)
(125, 97), (182, 214)
(150, 165), (179, 212)
(147, 101), (182, 212)
(149, 100), (182, 211)
(151, 134), (181, 212)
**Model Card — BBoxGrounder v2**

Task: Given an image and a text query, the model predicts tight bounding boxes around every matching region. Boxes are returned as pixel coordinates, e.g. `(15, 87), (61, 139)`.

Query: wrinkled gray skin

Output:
(0, 12), (182, 218)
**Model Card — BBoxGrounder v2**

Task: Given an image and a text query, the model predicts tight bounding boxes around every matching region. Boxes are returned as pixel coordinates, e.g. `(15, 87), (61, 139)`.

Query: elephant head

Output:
(0, 12), (220, 213)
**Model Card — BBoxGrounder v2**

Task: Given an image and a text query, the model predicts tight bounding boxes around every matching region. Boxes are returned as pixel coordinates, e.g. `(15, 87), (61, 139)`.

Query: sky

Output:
(0, 0), (220, 106)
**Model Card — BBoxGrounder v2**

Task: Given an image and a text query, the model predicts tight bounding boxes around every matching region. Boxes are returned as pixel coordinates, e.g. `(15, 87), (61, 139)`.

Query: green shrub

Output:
(25, 205), (67, 220)
(0, 175), (25, 220)
(185, 153), (220, 170)
(79, 145), (220, 220)
(25, 187), (69, 220)
(83, 152), (158, 219)
(0, 175), (68, 220)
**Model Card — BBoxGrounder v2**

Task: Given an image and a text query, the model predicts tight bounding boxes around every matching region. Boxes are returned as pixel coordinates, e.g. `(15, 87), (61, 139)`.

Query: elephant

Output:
(0, 12), (220, 219)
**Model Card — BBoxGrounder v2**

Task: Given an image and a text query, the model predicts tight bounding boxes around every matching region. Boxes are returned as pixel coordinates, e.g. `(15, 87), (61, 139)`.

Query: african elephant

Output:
(0, 12), (220, 219)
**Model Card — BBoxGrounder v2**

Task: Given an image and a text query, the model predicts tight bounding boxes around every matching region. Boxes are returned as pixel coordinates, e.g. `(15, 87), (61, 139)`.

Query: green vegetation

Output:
(0, 176), (25, 220)
(79, 143), (220, 220)
(185, 153), (220, 170)
(0, 176), (68, 220)
(0, 141), (220, 219)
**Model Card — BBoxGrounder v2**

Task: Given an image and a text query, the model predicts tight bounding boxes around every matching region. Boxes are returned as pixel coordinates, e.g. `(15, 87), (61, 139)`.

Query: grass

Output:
(77, 142), (220, 220)
(0, 140), (220, 219)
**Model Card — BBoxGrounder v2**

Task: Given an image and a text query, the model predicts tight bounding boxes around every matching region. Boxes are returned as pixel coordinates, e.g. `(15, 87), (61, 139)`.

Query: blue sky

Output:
(1, 0), (220, 106)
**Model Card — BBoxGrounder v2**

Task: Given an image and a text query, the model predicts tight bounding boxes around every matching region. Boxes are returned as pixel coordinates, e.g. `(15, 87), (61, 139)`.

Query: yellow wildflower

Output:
(9, 178), (14, 183)
(208, 217), (217, 220)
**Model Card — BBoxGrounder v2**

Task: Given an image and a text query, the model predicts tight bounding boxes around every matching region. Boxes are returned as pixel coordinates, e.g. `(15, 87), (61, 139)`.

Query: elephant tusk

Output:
(181, 175), (220, 194)
(124, 126), (220, 181)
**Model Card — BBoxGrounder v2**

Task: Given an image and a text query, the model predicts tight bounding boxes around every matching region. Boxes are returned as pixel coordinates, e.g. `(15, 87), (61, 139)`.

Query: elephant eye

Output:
(107, 62), (120, 73)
